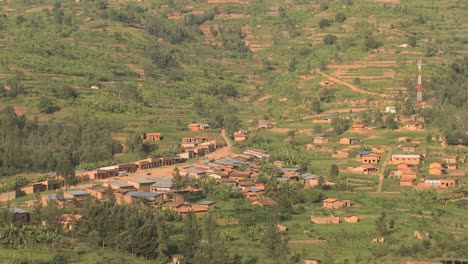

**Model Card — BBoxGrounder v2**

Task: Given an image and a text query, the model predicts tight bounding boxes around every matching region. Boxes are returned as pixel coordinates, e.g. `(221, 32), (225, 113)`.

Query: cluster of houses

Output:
(389, 154), (463, 189)
(310, 198), (359, 225)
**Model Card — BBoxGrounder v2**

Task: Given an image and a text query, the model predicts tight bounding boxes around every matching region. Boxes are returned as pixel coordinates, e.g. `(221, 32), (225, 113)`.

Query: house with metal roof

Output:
(127, 178), (156, 192)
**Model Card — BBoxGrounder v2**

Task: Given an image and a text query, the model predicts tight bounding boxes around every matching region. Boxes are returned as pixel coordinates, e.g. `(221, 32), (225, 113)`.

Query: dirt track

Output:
(315, 69), (392, 98)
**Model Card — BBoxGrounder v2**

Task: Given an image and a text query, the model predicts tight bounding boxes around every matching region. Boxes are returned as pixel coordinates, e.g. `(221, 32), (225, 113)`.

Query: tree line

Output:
(0, 107), (120, 177)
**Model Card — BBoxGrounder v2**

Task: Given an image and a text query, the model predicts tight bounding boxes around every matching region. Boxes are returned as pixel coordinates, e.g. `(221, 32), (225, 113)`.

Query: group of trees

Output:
(0, 107), (120, 176)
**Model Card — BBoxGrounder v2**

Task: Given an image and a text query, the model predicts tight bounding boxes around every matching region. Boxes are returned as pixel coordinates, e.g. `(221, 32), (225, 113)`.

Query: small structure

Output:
(274, 160), (285, 168)
(64, 190), (90, 201)
(402, 143), (418, 152)
(391, 154), (421, 165)
(349, 165), (378, 175)
(313, 136), (328, 144)
(127, 178), (156, 192)
(385, 106), (396, 114)
(429, 163), (445, 176)
(313, 115), (334, 124)
(6, 208), (30, 224)
(86, 185), (110, 200)
(332, 149), (349, 159)
(311, 215), (340, 224)
(234, 130), (249, 142)
(405, 123), (424, 130)
(350, 123), (369, 133)
(356, 151), (381, 164)
(319, 81), (334, 87)
(372, 237), (385, 243)
(371, 145), (386, 153)
(400, 177), (416, 187)
(188, 123), (211, 132)
(282, 168), (301, 179)
(172, 202), (210, 217)
(60, 214), (82, 230)
(414, 231), (430, 240)
(257, 121), (273, 129)
(277, 224), (288, 232)
(343, 214), (359, 223)
(197, 200), (215, 210)
(141, 132), (161, 141)
(150, 177), (173, 192)
(340, 137), (360, 145)
(251, 198), (277, 207)
(123, 191), (162, 205)
(322, 198), (351, 209)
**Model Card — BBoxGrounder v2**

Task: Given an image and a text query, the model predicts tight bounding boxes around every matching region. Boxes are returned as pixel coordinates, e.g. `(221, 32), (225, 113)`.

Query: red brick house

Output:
(313, 136), (328, 144)
(350, 123), (369, 133)
(356, 151), (381, 163)
(343, 214), (359, 223)
(141, 132), (162, 141)
(340, 137), (360, 145)
(188, 123), (211, 132)
(322, 198), (351, 209)
(234, 130), (249, 142)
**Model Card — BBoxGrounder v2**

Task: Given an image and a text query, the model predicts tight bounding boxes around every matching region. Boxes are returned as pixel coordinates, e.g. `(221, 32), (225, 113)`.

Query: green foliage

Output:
(38, 96), (58, 114)
(323, 34), (337, 46)
(331, 117), (350, 135)
(319, 19), (332, 29)
(0, 108), (118, 176)
(335, 12), (347, 23)
(263, 213), (290, 264)
(79, 201), (169, 260)
(180, 212), (201, 264)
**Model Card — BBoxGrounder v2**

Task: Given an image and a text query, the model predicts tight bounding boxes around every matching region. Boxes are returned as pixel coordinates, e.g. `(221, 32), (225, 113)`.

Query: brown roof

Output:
(323, 198), (337, 203)
(252, 198), (277, 206)
(352, 123), (367, 128)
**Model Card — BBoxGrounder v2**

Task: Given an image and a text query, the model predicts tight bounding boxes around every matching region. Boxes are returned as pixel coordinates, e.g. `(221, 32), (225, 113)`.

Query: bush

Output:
(335, 12), (347, 23)
(323, 34), (337, 45)
(319, 19), (331, 29)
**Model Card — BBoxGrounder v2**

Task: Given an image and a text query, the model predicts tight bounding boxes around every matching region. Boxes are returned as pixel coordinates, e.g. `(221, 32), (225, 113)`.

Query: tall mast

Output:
(417, 60), (423, 107)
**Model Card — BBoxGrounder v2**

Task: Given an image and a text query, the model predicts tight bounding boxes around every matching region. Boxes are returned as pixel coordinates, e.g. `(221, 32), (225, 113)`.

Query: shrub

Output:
(319, 19), (331, 29)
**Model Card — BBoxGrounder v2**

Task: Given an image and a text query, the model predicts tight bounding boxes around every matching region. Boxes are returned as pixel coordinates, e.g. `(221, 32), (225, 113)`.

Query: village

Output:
(2, 112), (465, 232)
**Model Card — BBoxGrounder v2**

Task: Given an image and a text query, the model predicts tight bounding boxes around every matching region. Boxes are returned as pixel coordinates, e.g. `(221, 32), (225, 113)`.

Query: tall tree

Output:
(180, 212), (202, 264)
(263, 214), (290, 264)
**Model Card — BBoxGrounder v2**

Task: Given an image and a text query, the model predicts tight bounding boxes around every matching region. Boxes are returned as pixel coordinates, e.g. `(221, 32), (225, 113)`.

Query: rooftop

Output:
(197, 200), (215, 205)
(357, 150), (372, 155)
(150, 178), (173, 188)
(109, 181), (134, 188)
(65, 190), (89, 196)
(128, 178), (155, 184)
(126, 191), (162, 198)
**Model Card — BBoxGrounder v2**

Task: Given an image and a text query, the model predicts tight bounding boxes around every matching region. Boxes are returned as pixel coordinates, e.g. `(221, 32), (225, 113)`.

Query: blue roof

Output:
(66, 190), (89, 196)
(197, 200), (215, 205)
(249, 188), (262, 193)
(128, 178), (155, 184)
(127, 191), (161, 198)
(357, 151), (372, 155)
(314, 136), (326, 139)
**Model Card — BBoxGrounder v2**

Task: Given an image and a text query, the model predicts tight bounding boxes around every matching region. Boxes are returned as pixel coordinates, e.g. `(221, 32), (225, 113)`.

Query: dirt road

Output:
(315, 69), (392, 98)
(377, 149), (393, 192)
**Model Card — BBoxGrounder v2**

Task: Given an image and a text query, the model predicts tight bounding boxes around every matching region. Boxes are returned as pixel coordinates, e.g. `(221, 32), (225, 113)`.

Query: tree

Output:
(263, 214), (290, 264)
(375, 212), (388, 237)
(320, 3), (328, 11)
(194, 213), (233, 264)
(319, 19), (331, 29)
(171, 167), (186, 191)
(224, 115), (242, 136)
(335, 12), (347, 23)
(323, 34), (337, 45)
(330, 164), (340, 179)
(39, 96), (58, 114)
(180, 212), (202, 264)
(384, 114), (398, 129)
(408, 35), (418, 47)
(55, 152), (76, 189)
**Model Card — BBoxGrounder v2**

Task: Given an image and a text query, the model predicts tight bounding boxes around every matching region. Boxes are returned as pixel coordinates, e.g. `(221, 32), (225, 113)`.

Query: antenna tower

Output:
(417, 60), (424, 107)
